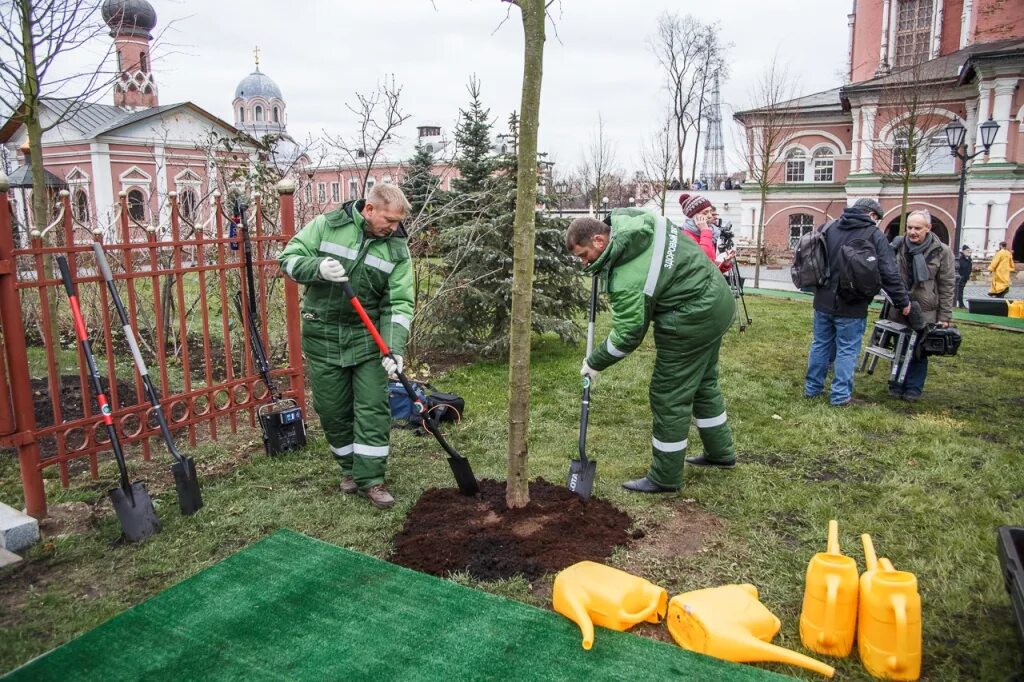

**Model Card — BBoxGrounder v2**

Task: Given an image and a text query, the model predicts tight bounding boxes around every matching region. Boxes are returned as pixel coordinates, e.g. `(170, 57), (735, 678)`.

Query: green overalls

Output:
(279, 200), (414, 489)
(583, 208), (735, 488)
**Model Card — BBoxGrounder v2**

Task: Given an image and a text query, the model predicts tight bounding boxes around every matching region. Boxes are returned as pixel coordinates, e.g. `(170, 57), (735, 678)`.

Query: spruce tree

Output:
(402, 143), (441, 221)
(434, 111), (587, 357)
(450, 76), (494, 197)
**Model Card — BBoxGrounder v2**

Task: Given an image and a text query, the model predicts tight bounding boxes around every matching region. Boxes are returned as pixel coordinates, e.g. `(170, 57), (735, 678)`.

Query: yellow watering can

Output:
(552, 561), (668, 650)
(800, 520), (860, 657)
(666, 584), (835, 678)
(1009, 300), (1024, 319)
(858, 535), (922, 681)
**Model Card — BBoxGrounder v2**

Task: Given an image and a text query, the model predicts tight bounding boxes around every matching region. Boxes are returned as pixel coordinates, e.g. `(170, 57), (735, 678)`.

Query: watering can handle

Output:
(890, 593), (908, 673)
(880, 557), (896, 572)
(819, 574), (840, 647)
(862, 534), (878, 571)
(619, 591), (667, 623)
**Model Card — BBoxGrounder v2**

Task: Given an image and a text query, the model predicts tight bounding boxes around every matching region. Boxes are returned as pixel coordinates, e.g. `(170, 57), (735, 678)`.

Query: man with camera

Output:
(804, 198), (910, 407)
(886, 210), (955, 401)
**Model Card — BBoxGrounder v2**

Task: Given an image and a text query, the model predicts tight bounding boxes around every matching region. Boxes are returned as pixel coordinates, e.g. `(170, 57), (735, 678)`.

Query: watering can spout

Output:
(667, 584), (834, 678)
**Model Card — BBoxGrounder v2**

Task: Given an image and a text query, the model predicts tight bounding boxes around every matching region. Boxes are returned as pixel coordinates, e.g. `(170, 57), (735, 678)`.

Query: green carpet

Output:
(5, 530), (788, 681)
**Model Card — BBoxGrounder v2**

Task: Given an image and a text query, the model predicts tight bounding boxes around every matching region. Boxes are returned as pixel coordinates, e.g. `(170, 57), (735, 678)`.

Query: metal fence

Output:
(0, 177), (306, 518)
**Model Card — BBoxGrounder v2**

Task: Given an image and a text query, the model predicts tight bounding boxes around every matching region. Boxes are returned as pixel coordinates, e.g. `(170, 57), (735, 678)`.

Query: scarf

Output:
(681, 217), (701, 239)
(903, 232), (935, 286)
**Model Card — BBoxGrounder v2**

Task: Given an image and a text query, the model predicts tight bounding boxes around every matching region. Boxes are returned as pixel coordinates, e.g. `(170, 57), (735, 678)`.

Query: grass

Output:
(1, 294), (1023, 680)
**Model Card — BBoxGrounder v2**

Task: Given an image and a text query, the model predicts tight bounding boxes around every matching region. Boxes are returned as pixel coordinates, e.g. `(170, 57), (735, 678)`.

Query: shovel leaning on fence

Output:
(337, 277), (479, 496)
(56, 255), (161, 542)
(92, 242), (203, 515)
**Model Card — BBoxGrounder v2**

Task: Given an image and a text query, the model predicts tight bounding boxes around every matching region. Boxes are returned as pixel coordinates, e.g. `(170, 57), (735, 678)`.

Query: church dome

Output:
(234, 69), (283, 101)
(102, 0), (157, 38)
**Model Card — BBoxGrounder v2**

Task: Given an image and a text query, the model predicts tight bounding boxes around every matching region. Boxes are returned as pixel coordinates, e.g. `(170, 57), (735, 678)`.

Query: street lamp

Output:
(601, 196), (609, 218)
(946, 116), (1000, 253)
(628, 196), (636, 208)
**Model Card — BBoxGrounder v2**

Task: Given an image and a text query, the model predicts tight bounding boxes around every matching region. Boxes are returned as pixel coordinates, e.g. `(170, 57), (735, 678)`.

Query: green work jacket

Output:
(582, 208), (733, 371)
(279, 200), (414, 367)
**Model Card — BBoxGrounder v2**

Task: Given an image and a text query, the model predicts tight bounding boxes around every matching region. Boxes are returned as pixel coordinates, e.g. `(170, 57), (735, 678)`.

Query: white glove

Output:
(319, 258), (348, 283)
(382, 355), (403, 379)
(580, 359), (599, 385)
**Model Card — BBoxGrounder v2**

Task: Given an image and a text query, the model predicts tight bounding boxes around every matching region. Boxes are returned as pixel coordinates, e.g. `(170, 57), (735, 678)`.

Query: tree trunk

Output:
(675, 122), (686, 185)
(898, 174), (910, 237)
(20, 0), (61, 356)
(506, 0), (545, 510)
(754, 184), (767, 288)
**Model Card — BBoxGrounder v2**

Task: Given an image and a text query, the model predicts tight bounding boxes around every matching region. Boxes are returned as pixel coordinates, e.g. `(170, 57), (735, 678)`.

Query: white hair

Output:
(907, 209), (931, 225)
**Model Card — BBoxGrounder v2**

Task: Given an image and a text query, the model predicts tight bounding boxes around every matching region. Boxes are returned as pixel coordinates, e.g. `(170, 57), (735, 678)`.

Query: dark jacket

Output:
(887, 235), (956, 325)
(812, 207), (909, 318)
(956, 253), (973, 283)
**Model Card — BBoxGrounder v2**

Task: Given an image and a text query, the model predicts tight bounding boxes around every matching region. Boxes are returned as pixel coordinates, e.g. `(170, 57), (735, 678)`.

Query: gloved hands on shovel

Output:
(319, 257), (348, 282)
(382, 355), (403, 380)
(580, 359), (600, 386)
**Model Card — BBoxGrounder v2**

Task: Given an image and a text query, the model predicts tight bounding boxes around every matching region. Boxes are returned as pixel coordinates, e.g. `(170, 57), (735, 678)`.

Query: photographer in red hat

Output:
(678, 193), (735, 273)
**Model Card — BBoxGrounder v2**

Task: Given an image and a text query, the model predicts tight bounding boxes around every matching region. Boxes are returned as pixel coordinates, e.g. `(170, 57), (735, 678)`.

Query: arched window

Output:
(788, 214), (815, 250)
(812, 148), (835, 182)
(254, 105), (263, 122)
(890, 134), (916, 175)
(785, 149), (806, 182)
(272, 107), (280, 123)
(179, 188), (198, 223)
(73, 189), (90, 222)
(139, 51), (148, 72)
(238, 107), (245, 123)
(127, 189), (146, 222)
(894, 0), (933, 68)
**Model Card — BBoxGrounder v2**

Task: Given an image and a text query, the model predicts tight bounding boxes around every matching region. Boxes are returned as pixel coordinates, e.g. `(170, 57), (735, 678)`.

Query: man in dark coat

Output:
(955, 245), (973, 309)
(804, 198), (911, 407)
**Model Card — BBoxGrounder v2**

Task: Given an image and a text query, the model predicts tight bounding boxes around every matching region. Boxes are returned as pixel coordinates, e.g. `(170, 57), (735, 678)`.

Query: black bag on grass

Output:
(388, 381), (464, 428)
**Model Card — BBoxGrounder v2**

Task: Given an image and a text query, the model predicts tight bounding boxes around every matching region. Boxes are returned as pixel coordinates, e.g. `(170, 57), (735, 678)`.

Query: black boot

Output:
(684, 455), (736, 469)
(622, 477), (678, 493)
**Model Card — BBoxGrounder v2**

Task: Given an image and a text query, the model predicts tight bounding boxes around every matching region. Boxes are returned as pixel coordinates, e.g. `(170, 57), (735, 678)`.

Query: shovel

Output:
(338, 278), (479, 495)
(91, 243), (203, 515)
(56, 256), (161, 542)
(568, 275), (599, 500)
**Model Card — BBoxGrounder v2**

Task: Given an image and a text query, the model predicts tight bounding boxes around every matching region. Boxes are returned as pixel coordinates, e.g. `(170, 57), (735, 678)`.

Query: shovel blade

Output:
(108, 482), (161, 543)
(171, 457), (203, 516)
(567, 458), (597, 500)
(447, 456), (480, 496)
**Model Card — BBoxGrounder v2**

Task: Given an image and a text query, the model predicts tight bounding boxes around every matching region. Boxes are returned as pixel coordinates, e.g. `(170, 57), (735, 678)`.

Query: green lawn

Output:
(1, 294), (1022, 680)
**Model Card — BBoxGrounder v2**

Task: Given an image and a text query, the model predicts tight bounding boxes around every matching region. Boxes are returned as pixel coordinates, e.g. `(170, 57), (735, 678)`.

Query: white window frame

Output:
(812, 148), (835, 183)
(348, 179), (359, 200)
(785, 149), (807, 183)
(331, 182), (340, 202)
(317, 182), (327, 203)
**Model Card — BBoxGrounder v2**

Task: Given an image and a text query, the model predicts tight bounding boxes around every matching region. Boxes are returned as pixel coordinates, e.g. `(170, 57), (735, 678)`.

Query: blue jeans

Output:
(805, 310), (867, 405)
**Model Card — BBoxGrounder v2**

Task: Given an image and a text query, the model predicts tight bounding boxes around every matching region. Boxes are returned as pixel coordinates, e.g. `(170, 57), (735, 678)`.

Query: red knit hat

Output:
(679, 193), (712, 218)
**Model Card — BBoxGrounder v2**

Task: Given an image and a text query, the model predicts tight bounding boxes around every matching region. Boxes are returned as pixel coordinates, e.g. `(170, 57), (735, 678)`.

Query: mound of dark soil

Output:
(391, 478), (633, 581)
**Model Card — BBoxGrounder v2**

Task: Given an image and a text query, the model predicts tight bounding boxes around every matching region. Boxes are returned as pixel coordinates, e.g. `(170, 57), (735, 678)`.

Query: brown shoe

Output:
(339, 475), (357, 494)
(359, 484), (395, 509)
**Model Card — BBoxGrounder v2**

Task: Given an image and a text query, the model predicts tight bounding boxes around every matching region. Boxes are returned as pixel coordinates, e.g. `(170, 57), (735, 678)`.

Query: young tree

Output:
(402, 143), (444, 230)
(503, 0), (547, 509)
(736, 57), (796, 288)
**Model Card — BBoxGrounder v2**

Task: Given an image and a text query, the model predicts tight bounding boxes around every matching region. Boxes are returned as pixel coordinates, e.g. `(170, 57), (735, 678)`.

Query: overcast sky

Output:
(91, 0), (851, 174)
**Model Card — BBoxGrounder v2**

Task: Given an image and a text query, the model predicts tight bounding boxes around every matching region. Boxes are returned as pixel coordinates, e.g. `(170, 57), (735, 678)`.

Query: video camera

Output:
(716, 220), (735, 253)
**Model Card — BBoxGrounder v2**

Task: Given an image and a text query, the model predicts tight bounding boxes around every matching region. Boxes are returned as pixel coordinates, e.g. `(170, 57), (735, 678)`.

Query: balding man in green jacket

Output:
(279, 184), (414, 508)
(566, 209), (736, 492)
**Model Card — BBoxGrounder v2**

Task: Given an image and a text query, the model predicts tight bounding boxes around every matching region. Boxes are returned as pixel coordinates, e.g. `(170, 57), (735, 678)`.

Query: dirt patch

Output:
(391, 478), (633, 581)
(629, 503), (725, 560)
(38, 501), (97, 536)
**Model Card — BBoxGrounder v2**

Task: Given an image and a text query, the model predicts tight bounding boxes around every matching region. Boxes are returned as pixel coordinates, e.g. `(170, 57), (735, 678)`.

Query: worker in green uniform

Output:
(565, 209), (736, 492)
(279, 184), (414, 508)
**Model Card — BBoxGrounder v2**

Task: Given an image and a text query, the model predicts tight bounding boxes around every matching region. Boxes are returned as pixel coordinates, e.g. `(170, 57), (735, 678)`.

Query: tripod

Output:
(723, 256), (751, 332)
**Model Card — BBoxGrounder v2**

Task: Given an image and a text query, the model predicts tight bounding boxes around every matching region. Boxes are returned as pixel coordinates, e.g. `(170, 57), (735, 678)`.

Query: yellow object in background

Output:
(858, 535), (922, 681)
(666, 584), (835, 678)
(1008, 300), (1024, 319)
(552, 561), (668, 650)
(800, 520), (860, 657)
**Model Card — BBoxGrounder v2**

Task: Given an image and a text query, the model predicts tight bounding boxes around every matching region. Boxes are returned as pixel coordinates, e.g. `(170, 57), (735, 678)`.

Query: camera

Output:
(717, 220), (735, 252)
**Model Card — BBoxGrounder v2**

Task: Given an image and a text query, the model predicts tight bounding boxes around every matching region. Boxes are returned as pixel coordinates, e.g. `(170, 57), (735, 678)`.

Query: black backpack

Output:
(836, 230), (882, 303)
(790, 222), (832, 289)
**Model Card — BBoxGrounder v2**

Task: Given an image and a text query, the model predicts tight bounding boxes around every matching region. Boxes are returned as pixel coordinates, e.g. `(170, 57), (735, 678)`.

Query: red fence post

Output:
(0, 173), (47, 517)
(277, 179), (306, 414)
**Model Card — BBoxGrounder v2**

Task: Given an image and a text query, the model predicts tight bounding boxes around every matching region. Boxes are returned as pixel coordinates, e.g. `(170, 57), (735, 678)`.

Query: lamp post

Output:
(946, 116), (999, 254)
(601, 196), (609, 219)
